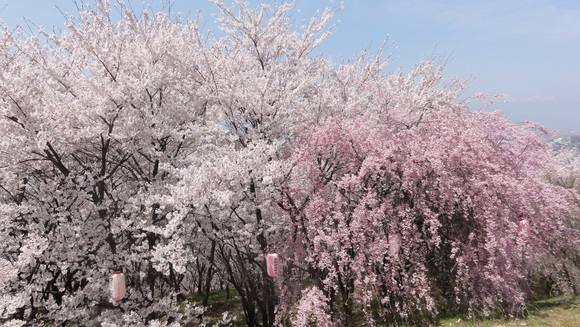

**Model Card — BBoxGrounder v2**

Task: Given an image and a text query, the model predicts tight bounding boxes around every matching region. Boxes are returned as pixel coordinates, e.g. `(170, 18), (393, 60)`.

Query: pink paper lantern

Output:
(266, 252), (281, 278)
(388, 233), (402, 258)
(518, 218), (530, 240)
(111, 272), (126, 302)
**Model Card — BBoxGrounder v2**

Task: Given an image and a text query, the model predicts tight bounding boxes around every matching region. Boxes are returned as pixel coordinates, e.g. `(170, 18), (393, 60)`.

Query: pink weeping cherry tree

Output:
(274, 64), (580, 325)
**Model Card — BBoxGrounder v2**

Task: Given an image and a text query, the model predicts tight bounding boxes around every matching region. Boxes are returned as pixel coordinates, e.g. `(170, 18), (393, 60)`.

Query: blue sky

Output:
(1, 0), (579, 131)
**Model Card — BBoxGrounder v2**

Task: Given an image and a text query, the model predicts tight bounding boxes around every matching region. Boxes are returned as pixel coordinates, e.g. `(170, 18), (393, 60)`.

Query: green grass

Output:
(190, 290), (579, 326)
(438, 296), (580, 327)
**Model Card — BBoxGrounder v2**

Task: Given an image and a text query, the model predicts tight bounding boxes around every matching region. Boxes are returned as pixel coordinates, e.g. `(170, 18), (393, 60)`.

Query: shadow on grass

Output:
(185, 289), (246, 326)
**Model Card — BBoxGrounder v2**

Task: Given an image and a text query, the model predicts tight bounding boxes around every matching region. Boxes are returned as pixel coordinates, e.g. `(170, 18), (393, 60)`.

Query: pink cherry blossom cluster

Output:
(275, 87), (579, 323)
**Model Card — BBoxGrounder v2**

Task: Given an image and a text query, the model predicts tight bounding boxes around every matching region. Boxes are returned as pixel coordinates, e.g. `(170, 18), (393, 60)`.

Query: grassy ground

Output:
(437, 296), (579, 327)
(190, 291), (579, 326)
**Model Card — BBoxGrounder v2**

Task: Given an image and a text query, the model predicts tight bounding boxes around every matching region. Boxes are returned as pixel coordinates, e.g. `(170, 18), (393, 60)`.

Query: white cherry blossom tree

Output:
(1, 1), (209, 325)
(0, 0), (342, 325)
